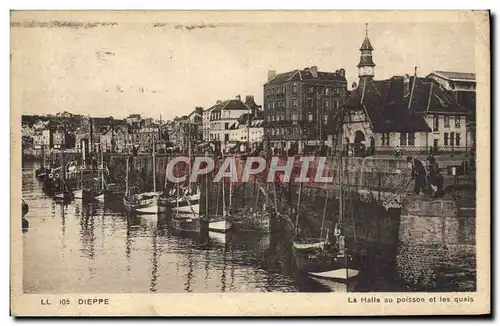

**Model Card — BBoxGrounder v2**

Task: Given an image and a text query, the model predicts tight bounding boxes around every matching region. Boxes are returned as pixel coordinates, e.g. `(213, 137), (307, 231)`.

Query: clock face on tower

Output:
(359, 66), (374, 77)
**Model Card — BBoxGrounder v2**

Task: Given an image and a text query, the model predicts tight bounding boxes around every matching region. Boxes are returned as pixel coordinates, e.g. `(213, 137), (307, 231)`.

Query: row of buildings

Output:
(22, 27), (476, 157)
(24, 114), (168, 154)
(195, 27), (476, 156)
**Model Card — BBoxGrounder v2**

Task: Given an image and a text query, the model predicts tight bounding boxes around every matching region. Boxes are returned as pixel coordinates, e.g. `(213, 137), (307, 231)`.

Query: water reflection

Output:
(22, 162), (301, 293)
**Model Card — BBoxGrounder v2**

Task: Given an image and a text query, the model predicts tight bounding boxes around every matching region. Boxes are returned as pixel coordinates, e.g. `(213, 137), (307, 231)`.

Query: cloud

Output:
(11, 20), (117, 29)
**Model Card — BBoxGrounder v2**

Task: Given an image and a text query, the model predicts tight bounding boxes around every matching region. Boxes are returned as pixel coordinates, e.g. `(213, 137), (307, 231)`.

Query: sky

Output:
(11, 11), (476, 120)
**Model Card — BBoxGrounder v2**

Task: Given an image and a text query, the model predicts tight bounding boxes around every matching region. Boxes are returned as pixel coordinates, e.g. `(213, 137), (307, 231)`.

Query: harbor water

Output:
(22, 162), (329, 293)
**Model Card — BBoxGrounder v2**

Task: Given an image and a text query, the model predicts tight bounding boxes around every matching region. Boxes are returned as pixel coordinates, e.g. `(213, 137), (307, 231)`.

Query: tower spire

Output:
(358, 24), (375, 80)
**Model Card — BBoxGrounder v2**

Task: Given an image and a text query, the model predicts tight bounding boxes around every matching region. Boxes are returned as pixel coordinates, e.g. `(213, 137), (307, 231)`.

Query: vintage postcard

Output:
(11, 10), (490, 316)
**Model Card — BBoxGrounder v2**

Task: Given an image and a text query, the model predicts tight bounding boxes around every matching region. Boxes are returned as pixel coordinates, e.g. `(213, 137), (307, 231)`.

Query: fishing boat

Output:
(123, 139), (161, 214)
(229, 186), (271, 233)
(82, 147), (106, 201)
(291, 181), (328, 252)
(158, 137), (200, 214)
(35, 146), (50, 180)
(205, 155), (233, 233)
(294, 108), (360, 292)
(53, 157), (74, 201)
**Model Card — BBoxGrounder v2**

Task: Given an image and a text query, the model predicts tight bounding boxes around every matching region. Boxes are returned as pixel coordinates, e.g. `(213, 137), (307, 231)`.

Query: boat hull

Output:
(308, 270), (359, 292)
(172, 214), (203, 233)
(73, 189), (83, 199)
(292, 240), (327, 251)
(208, 219), (232, 233)
(173, 203), (200, 214)
(123, 194), (160, 215)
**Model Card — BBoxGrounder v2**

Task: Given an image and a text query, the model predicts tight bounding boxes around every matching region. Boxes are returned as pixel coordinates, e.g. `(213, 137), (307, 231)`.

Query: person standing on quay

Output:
(407, 156), (426, 195)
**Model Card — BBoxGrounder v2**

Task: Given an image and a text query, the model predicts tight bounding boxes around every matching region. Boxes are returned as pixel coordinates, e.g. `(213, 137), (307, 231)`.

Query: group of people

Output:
(406, 155), (444, 197)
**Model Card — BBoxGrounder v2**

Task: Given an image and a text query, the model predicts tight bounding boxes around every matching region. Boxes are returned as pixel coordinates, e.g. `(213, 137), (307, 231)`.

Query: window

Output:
(444, 116), (450, 128)
(292, 113), (299, 121)
(433, 115), (439, 131)
(325, 87), (330, 95)
(225, 123), (229, 130)
(281, 86), (285, 94)
(324, 114), (328, 123)
(450, 132), (455, 146)
(456, 133), (461, 146)
(455, 116), (461, 128)
(408, 133), (415, 146)
(308, 113), (313, 122)
(308, 86), (314, 93)
(292, 98), (298, 107)
(307, 98), (313, 108)
(282, 100), (285, 108)
(292, 83), (297, 93)
(400, 133), (407, 146)
(334, 100), (339, 109)
(323, 99), (328, 108)
(444, 133), (449, 146)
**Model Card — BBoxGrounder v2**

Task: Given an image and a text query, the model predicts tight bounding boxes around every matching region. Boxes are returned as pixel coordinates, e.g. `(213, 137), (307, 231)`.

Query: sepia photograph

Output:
(10, 10), (490, 316)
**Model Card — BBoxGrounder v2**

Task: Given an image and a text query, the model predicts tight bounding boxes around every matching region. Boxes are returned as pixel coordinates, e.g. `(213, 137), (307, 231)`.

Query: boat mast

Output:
(222, 151), (226, 217)
(205, 151), (209, 215)
(339, 107), (349, 282)
(176, 163), (180, 211)
(295, 180), (302, 235)
(125, 156), (129, 197)
(41, 144), (45, 168)
(100, 144), (104, 191)
(152, 135), (156, 193)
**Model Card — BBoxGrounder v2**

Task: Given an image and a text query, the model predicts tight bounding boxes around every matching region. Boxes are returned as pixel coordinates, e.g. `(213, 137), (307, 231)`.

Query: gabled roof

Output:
(209, 99), (252, 113)
(345, 76), (469, 133)
(265, 68), (346, 85)
(428, 71), (476, 82)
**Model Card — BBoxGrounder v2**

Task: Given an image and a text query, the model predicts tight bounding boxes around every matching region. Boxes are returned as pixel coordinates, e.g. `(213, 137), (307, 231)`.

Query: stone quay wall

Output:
(396, 196), (476, 291)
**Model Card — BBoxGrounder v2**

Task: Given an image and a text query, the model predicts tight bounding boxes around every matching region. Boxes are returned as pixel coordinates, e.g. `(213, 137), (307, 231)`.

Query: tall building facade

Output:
(263, 66), (347, 153)
(343, 26), (473, 156)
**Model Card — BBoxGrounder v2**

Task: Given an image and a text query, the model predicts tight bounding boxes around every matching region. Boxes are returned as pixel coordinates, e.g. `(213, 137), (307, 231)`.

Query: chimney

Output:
(268, 70), (277, 81)
(235, 94), (241, 100)
(216, 100), (222, 104)
(404, 74), (410, 97)
(310, 66), (318, 78)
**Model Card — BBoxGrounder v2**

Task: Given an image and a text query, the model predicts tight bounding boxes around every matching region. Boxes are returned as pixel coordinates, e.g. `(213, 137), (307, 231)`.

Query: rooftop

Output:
(344, 75), (469, 133)
(429, 71), (476, 82)
(265, 67), (346, 86)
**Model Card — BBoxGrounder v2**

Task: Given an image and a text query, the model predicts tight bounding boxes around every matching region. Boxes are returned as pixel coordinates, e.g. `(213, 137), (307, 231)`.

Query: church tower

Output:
(357, 23), (375, 80)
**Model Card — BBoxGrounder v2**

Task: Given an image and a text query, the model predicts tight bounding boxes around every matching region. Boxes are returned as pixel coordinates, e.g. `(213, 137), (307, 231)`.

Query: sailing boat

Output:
(82, 146), (106, 201)
(53, 150), (73, 200)
(35, 145), (50, 180)
(158, 132), (200, 214)
(123, 138), (161, 214)
(299, 108), (360, 292)
(292, 181), (329, 251)
(206, 153), (233, 233)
